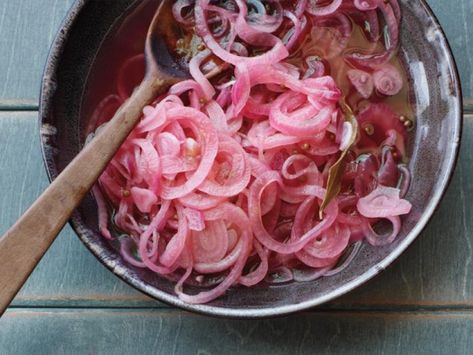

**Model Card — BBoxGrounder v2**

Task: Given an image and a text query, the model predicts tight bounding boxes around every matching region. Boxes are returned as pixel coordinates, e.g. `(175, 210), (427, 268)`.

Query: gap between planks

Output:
(1, 110), (471, 313)
(3, 307), (473, 319)
(0, 101), (39, 112)
(9, 299), (473, 314)
(463, 100), (473, 114)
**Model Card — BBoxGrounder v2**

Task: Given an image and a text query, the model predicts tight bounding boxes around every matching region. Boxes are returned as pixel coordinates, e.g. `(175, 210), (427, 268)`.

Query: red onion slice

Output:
(302, 224), (351, 259)
(130, 187), (158, 213)
(373, 64), (403, 96)
(347, 69), (374, 98)
(357, 185), (412, 218)
(362, 215), (401, 246)
(347, 2), (399, 66)
(191, 220), (228, 263)
(92, 0), (410, 304)
(306, 0), (343, 16)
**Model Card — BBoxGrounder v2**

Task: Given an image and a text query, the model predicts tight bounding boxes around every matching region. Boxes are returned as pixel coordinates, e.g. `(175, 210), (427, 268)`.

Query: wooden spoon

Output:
(0, 0), (213, 315)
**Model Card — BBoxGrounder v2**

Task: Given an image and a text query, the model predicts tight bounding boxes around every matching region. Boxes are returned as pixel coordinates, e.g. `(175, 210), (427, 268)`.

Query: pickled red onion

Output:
(91, 0), (410, 304)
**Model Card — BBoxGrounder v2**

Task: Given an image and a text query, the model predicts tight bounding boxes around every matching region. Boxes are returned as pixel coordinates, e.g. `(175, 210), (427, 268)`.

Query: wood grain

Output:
(0, 0), (471, 352)
(428, 0), (473, 101)
(2, 308), (473, 354)
(0, 0), (75, 104)
(0, 0), (472, 107)
(0, 112), (151, 307)
(0, 69), (165, 314)
(0, 111), (471, 309)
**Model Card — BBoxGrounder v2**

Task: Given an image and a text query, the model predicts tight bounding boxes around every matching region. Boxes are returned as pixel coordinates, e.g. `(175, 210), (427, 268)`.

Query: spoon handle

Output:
(0, 78), (162, 316)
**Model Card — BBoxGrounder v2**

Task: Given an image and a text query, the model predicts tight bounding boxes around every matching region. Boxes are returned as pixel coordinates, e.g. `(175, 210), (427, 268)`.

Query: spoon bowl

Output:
(146, 0), (192, 81)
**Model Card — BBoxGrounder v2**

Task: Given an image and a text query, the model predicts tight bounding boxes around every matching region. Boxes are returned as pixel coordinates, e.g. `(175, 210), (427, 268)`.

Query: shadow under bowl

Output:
(39, 0), (462, 318)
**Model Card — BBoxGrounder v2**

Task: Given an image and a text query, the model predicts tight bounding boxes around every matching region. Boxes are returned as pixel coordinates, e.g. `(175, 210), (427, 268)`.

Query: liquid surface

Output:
(83, 1), (415, 304)
(82, 0), (414, 134)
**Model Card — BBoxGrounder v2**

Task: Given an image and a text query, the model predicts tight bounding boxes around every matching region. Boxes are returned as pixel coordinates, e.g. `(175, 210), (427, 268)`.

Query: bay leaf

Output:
(319, 101), (358, 219)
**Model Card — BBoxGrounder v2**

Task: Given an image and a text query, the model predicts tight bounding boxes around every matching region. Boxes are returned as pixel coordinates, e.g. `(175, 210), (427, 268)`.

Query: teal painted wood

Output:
(0, 0), (75, 105)
(0, 1), (470, 352)
(1, 308), (473, 354)
(0, 111), (471, 309)
(0, 112), (151, 307)
(427, 0), (473, 103)
(0, 0), (472, 108)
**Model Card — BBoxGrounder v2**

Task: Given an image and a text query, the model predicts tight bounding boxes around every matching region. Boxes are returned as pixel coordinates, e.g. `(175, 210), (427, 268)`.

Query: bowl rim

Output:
(38, 0), (463, 319)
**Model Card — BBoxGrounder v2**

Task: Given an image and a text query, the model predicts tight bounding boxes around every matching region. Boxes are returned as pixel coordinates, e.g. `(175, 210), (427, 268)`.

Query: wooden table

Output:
(1, 1), (473, 353)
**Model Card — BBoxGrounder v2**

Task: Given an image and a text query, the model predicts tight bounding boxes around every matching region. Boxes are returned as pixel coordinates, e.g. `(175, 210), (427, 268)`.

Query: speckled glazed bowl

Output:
(39, 0), (462, 318)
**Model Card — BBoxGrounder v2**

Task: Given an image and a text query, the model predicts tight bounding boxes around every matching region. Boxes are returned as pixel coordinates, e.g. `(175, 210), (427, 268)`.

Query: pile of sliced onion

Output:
(91, 0), (411, 304)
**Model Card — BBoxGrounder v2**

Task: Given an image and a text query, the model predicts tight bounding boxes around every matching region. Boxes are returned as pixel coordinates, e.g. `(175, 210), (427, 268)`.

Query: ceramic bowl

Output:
(39, 0), (462, 318)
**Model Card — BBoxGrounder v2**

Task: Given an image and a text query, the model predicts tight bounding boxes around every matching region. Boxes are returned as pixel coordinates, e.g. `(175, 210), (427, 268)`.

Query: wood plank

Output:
(0, 111), (471, 309)
(427, 0), (473, 101)
(0, 0), (472, 107)
(2, 308), (473, 354)
(0, 0), (75, 104)
(0, 112), (151, 307)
